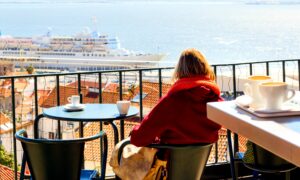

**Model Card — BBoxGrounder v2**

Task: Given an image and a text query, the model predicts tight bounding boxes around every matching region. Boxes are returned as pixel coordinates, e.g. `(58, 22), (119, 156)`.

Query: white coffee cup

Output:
(68, 95), (80, 106)
(243, 75), (272, 108)
(258, 82), (295, 110)
(117, 100), (131, 115)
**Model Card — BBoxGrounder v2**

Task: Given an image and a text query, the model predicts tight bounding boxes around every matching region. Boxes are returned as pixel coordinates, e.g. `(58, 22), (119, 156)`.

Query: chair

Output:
(117, 140), (213, 180)
(227, 130), (296, 180)
(16, 129), (108, 180)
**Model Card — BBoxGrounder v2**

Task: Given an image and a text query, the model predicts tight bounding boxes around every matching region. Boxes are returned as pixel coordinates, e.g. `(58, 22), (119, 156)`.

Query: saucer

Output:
(253, 106), (292, 114)
(64, 104), (85, 111)
(235, 95), (252, 107)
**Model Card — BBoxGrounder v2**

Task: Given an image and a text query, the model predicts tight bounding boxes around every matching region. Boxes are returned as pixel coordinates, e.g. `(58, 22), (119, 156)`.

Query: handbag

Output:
(109, 138), (158, 180)
(143, 157), (167, 180)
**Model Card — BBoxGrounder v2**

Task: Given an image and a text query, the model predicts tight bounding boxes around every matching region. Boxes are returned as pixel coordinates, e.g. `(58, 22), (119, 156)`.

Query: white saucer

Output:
(253, 106), (292, 114)
(64, 104), (85, 111)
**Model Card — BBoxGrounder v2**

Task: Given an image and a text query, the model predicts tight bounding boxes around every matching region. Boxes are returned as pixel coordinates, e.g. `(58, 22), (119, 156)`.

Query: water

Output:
(1, 0), (300, 66)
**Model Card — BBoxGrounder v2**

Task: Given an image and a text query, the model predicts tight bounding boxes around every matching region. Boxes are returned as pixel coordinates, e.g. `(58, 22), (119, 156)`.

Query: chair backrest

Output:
(150, 143), (213, 180)
(16, 129), (106, 180)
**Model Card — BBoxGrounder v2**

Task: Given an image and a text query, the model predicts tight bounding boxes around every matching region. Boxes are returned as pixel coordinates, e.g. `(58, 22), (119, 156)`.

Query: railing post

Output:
(282, 61), (286, 82)
(77, 74), (83, 138)
(213, 65), (217, 82)
(266, 62), (269, 76)
(119, 71), (123, 100)
(213, 65), (218, 163)
(98, 72), (103, 103)
(98, 72), (104, 168)
(55, 75), (61, 139)
(119, 71), (125, 140)
(232, 65), (237, 99)
(232, 65), (239, 153)
(11, 78), (18, 180)
(249, 63), (253, 75)
(158, 69), (162, 98)
(34, 76), (39, 118)
(139, 70), (143, 119)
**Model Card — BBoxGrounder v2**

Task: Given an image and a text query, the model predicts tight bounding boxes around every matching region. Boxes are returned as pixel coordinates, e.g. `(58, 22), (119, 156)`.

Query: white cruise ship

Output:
(0, 30), (165, 71)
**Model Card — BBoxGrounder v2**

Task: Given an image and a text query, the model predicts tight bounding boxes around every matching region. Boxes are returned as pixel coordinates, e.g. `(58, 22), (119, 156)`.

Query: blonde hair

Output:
(172, 48), (215, 81)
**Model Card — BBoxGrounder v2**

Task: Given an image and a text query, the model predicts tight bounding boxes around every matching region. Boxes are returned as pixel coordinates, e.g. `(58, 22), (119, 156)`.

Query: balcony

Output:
(1, 59), (300, 179)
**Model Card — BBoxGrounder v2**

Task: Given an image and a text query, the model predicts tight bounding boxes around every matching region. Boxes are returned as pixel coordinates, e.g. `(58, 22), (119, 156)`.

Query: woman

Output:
(130, 48), (222, 146)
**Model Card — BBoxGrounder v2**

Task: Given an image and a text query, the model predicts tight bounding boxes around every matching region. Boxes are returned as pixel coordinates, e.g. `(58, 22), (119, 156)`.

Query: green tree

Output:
(26, 65), (35, 74)
(0, 145), (14, 168)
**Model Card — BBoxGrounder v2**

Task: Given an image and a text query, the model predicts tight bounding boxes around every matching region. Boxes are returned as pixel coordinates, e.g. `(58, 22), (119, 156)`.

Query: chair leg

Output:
(20, 154), (27, 180)
(285, 171), (290, 180)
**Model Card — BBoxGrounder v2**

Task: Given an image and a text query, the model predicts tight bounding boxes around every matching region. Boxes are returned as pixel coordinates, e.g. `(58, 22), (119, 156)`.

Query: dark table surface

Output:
(42, 103), (139, 122)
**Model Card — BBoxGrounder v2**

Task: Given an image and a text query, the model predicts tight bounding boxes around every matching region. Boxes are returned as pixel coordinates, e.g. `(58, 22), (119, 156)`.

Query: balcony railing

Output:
(1, 58), (300, 179)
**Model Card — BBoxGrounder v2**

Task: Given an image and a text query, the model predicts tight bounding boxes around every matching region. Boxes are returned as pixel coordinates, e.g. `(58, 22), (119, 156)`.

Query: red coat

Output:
(131, 76), (222, 147)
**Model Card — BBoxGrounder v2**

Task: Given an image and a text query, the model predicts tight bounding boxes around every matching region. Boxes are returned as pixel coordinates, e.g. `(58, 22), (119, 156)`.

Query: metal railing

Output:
(1, 58), (300, 179)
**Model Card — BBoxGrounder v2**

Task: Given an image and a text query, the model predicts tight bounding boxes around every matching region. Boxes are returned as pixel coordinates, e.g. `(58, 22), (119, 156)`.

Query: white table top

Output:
(207, 101), (300, 167)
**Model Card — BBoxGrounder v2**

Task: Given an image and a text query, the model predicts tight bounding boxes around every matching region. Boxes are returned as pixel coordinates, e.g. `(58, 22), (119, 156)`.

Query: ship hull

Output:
(0, 52), (165, 71)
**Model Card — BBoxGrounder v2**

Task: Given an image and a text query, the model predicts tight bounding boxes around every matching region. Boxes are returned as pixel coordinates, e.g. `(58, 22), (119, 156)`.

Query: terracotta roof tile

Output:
(0, 164), (20, 180)
(15, 104), (33, 114)
(75, 118), (140, 164)
(14, 81), (28, 92)
(103, 83), (118, 92)
(67, 81), (105, 89)
(0, 87), (11, 97)
(0, 112), (10, 125)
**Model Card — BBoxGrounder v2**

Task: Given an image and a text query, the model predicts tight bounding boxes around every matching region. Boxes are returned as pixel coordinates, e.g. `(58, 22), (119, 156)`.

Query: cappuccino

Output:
(243, 75), (272, 108)
(259, 82), (295, 110)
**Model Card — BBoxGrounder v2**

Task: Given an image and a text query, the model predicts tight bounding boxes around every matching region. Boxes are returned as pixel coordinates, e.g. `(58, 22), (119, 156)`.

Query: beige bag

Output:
(109, 138), (158, 180)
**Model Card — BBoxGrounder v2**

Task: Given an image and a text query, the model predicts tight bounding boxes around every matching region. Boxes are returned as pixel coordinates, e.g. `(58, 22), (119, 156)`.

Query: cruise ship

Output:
(0, 30), (165, 71)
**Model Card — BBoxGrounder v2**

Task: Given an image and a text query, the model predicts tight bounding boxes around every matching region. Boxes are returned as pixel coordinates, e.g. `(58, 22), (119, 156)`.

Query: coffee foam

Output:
(248, 76), (271, 81)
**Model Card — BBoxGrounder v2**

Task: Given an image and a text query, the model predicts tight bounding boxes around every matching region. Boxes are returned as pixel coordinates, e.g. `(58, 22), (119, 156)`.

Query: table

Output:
(34, 103), (139, 144)
(207, 101), (300, 167)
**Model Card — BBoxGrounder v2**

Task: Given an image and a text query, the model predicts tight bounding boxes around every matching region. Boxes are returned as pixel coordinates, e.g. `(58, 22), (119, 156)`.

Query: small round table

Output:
(34, 103), (139, 144)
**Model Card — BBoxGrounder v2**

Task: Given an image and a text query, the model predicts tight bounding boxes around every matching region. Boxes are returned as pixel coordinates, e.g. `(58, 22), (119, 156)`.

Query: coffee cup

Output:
(243, 75), (272, 108)
(117, 100), (131, 115)
(258, 82), (295, 110)
(68, 95), (80, 107)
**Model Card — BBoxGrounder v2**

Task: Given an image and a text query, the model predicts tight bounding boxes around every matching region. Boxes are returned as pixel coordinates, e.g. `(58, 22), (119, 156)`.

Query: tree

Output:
(26, 65), (35, 74)
(0, 145), (14, 168)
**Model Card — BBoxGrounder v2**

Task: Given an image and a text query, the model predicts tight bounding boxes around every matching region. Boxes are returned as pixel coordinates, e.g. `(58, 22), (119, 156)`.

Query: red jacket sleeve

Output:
(130, 95), (176, 147)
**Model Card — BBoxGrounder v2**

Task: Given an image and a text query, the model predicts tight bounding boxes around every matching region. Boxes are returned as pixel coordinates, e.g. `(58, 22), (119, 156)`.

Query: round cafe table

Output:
(34, 103), (139, 144)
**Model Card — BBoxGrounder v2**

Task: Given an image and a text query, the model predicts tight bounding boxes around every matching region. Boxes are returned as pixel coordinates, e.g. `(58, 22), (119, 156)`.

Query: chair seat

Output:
(235, 151), (297, 174)
(227, 130), (297, 180)
(80, 170), (99, 180)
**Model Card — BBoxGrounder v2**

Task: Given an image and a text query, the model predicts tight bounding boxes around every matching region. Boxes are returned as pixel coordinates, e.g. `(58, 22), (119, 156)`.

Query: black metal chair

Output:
(117, 140), (213, 180)
(227, 130), (296, 180)
(16, 129), (108, 180)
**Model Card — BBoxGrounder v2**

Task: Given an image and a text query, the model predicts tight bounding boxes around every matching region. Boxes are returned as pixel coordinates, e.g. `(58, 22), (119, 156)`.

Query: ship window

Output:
(87, 54), (89, 56)
(83, 54), (85, 56)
